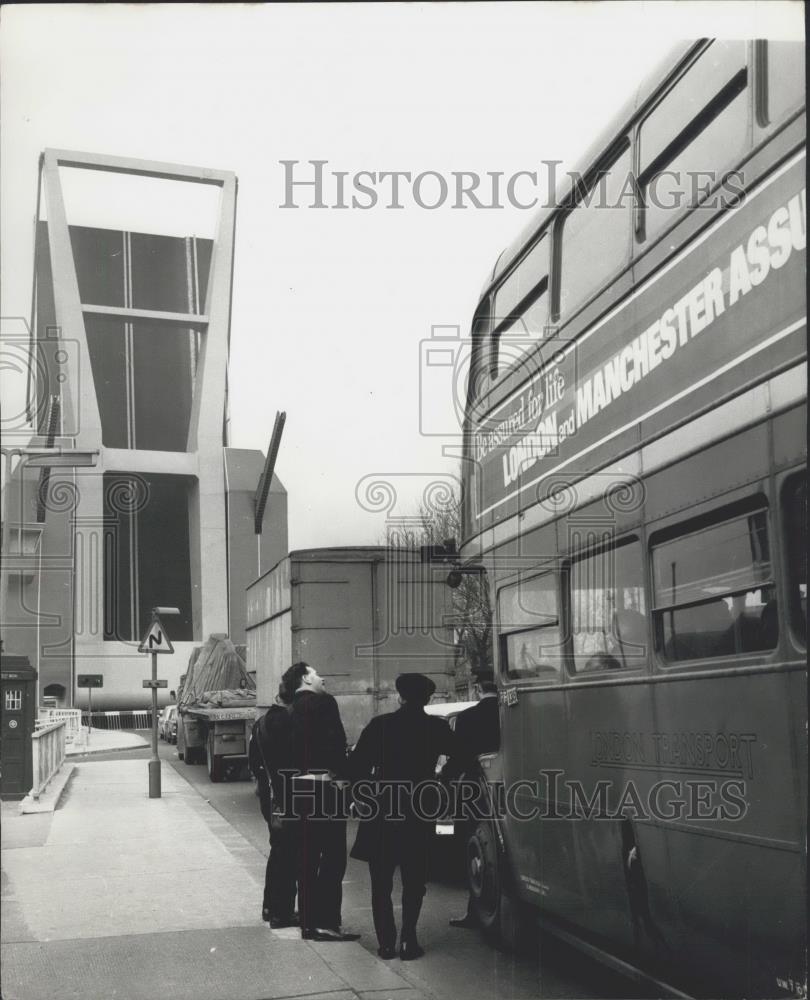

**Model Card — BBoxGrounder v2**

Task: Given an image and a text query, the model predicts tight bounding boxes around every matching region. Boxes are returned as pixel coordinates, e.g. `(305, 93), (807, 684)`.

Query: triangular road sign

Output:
(138, 616), (174, 654)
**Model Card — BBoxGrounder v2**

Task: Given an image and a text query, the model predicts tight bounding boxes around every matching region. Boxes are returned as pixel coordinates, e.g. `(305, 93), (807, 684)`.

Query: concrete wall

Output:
(224, 448), (287, 645)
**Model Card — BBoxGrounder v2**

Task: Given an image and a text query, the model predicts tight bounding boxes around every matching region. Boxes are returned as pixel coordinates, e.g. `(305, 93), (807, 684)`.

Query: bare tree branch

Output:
(384, 481), (493, 688)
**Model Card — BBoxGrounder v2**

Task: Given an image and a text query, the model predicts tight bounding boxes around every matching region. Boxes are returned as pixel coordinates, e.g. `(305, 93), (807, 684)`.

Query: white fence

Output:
(31, 720), (67, 799)
(37, 708), (82, 743)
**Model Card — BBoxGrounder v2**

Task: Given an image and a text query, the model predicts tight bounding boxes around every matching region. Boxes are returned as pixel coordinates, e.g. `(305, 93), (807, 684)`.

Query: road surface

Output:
(72, 733), (647, 1000)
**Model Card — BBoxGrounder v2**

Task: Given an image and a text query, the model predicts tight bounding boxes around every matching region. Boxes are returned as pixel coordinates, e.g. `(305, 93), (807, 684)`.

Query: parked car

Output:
(423, 701), (478, 876)
(159, 705), (177, 743)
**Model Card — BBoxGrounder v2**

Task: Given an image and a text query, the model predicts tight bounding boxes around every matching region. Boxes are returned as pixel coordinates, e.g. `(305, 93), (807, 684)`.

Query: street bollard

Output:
(149, 758), (161, 798)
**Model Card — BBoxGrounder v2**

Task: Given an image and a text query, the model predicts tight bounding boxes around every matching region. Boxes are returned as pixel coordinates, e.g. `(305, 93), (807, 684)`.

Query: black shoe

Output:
(307, 927), (361, 942)
(377, 945), (397, 959)
(449, 914), (477, 929)
(399, 940), (425, 961)
(269, 914), (299, 929)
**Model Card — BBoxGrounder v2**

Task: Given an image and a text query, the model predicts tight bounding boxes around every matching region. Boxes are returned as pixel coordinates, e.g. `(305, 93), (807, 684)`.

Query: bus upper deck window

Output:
(764, 41), (805, 125)
(497, 572), (563, 681)
(558, 143), (633, 319)
(491, 236), (550, 380)
(570, 539), (647, 673)
(467, 303), (493, 404)
(637, 40), (749, 242)
(784, 473), (807, 646)
(651, 508), (778, 662)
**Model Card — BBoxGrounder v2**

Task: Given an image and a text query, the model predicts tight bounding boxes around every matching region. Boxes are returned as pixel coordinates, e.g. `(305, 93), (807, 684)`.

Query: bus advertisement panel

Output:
(471, 153), (806, 528)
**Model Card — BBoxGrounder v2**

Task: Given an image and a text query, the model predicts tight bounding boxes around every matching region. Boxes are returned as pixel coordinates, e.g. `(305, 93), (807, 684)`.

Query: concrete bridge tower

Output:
(2, 150), (286, 710)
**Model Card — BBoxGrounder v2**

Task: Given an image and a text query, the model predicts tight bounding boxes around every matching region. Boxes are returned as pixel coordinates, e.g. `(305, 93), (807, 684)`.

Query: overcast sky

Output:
(1, 2), (803, 549)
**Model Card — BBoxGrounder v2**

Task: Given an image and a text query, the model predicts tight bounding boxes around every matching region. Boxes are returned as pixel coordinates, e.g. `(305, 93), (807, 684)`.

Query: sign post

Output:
(138, 608), (176, 799)
(77, 674), (103, 744)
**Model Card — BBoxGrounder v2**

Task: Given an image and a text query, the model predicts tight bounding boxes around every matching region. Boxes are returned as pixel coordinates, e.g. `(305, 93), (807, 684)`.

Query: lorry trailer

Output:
(246, 547), (459, 744)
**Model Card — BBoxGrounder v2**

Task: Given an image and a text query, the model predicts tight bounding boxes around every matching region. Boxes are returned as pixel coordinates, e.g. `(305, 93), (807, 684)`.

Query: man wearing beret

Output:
(348, 673), (459, 960)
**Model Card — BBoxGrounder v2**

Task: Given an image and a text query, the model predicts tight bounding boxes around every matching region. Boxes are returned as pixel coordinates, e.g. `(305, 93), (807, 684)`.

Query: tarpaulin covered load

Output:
(178, 634), (256, 709)
(196, 689), (255, 708)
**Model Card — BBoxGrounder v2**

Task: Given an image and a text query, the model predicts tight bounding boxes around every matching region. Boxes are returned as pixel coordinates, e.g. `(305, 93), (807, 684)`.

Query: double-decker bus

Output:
(458, 40), (806, 999)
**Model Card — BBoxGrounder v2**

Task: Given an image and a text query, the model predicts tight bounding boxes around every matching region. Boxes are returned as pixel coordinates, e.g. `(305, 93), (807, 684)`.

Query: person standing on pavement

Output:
(285, 661), (359, 943)
(348, 673), (458, 961)
(248, 684), (297, 928)
(447, 677), (501, 930)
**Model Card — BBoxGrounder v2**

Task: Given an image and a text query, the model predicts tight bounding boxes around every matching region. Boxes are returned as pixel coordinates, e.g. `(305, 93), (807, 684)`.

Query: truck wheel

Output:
(467, 821), (534, 954)
(207, 734), (224, 782)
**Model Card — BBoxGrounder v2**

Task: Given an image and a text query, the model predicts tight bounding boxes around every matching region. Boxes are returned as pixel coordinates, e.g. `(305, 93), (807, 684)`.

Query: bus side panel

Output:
(491, 519), (586, 924)
(564, 681), (659, 960)
(644, 422), (770, 523)
(650, 669), (806, 998)
(773, 402), (807, 469)
(504, 688), (584, 923)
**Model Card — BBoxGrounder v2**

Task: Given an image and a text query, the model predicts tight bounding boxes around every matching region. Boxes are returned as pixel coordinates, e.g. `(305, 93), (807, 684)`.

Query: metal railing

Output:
(37, 708), (82, 743)
(80, 709), (154, 730)
(31, 720), (67, 799)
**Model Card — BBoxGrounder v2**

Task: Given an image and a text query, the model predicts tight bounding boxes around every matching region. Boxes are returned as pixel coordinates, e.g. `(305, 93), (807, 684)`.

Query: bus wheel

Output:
(467, 821), (534, 953)
(467, 821), (501, 931)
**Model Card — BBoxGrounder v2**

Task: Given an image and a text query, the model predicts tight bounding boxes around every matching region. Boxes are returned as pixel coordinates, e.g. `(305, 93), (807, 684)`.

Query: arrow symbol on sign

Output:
(138, 616), (174, 654)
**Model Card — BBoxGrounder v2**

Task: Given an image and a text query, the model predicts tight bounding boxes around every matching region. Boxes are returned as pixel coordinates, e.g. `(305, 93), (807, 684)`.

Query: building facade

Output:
(1, 150), (286, 710)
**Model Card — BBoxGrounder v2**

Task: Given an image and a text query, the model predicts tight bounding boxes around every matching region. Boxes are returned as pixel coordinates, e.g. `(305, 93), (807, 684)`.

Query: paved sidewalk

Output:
(0, 759), (429, 1000)
(66, 729), (150, 756)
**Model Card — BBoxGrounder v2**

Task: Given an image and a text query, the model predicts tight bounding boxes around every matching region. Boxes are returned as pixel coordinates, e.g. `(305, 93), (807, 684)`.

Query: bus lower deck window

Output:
(497, 573), (563, 680)
(570, 539), (646, 672)
(652, 508), (778, 662)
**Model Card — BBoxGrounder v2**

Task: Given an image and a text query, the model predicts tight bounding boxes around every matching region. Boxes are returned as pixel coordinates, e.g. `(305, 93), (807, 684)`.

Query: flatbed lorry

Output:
(176, 635), (256, 782)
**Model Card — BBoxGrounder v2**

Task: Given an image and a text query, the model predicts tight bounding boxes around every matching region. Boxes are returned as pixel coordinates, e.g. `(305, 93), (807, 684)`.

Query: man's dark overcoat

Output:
(348, 705), (457, 863)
